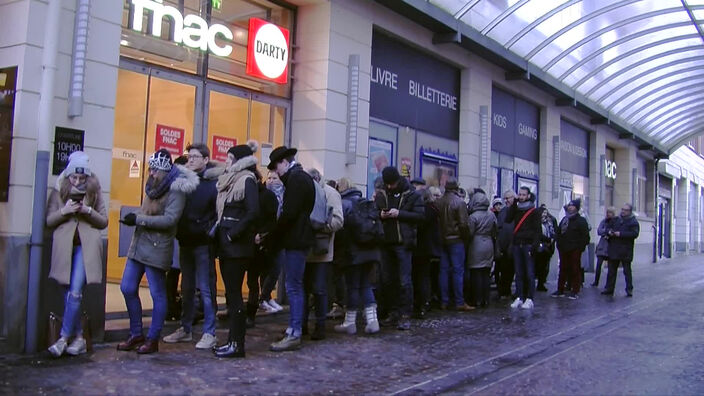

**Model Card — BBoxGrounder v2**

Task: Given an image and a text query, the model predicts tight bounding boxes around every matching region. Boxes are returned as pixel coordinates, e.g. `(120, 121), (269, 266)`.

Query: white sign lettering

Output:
(493, 113), (507, 128)
(408, 80), (457, 110)
(130, 0), (233, 57)
(605, 159), (617, 180)
(518, 122), (538, 140)
(370, 65), (398, 90)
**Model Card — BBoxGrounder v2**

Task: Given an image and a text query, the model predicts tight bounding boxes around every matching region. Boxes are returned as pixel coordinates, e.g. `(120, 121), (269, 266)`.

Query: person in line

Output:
(552, 199), (590, 300)
(334, 178), (381, 335)
(165, 154), (189, 322)
(163, 144), (219, 350)
(47, 152), (108, 357)
(268, 146), (316, 352)
(377, 167), (424, 330)
(303, 168), (344, 340)
(602, 203), (640, 297)
(411, 177), (427, 192)
(412, 186), (442, 318)
(257, 170), (286, 313)
(245, 166), (280, 327)
(504, 186), (541, 309)
(592, 207), (616, 287)
(495, 190), (516, 301)
(210, 142), (260, 358)
(490, 197), (504, 217)
(118, 149), (199, 354)
(436, 179), (473, 311)
(534, 205), (557, 292)
(467, 190), (497, 308)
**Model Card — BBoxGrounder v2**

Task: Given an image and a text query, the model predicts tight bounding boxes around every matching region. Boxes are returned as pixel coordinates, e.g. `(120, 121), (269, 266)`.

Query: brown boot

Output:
(117, 335), (145, 351)
(136, 338), (159, 354)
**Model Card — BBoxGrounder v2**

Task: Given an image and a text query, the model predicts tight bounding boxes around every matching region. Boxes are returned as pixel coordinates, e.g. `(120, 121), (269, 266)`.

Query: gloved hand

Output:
(121, 212), (137, 226)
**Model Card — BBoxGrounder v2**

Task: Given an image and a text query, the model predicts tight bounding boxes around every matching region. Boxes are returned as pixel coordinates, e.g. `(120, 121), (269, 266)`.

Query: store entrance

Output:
(108, 61), (289, 309)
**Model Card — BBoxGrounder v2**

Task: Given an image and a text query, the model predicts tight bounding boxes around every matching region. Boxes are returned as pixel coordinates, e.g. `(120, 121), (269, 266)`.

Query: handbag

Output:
(47, 311), (93, 351)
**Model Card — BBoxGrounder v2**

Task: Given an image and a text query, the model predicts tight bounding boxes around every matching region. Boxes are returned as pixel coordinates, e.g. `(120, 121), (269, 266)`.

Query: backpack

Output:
(347, 198), (384, 246)
(310, 181), (328, 231)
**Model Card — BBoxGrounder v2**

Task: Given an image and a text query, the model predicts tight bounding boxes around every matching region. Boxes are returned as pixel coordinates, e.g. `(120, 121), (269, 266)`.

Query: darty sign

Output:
(129, 0), (233, 57)
(246, 18), (290, 84)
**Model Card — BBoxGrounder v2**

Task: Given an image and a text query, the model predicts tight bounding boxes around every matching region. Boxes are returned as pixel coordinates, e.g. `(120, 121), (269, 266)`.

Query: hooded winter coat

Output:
(128, 165), (199, 271)
(607, 214), (640, 262)
(275, 162), (315, 251)
(207, 155), (260, 259)
(467, 192), (497, 269)
(176, 161), (220, 246)
(47, 174), (108, 285)
(336, 188), (382, 266)
(376, 178), (425, 249)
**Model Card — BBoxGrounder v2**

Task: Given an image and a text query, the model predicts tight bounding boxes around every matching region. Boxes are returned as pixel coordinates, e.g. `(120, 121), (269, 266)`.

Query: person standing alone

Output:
(553, 199), (590, 299)
(504, 187), (541, 309)
(602, 204), (640, 297)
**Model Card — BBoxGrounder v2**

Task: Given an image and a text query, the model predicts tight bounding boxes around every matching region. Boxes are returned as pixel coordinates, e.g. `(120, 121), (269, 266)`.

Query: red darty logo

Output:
(246, 18), (290, 84)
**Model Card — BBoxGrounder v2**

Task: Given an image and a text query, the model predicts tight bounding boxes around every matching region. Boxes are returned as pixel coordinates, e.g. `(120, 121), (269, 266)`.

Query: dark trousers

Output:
(557, 249), (583, 294)
(513, 244), (536, 300)
(534, 252), (551, 287)
(496, 254), (514, 297)
(412, 255), (432, 310)
(593, 256), (606, 285)
(344, 262), (376, 310)
(304, 262), (329, 328)
(329, 260), (346, 307)
(166, 268), (181, 319)
(380, 245), (414, 317)
(605, 259), (633, 293)
(470, 267), (491, 306)
(220, 258), (248, 343)
(246, 248), (270, 319)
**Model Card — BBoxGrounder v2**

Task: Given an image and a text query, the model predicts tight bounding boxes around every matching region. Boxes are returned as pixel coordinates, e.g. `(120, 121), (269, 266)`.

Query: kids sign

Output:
(155, 124), (185, 156)
(246, 18), (290, 84)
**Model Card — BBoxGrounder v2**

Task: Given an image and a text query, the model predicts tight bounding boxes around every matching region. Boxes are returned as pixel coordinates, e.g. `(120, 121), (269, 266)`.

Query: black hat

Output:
(568, 198), (581, 211)
(411, 177), (426, 186)
(445, 180), (459, 191)
(382, 166), (401, 185)
(267, 146), (298, 170)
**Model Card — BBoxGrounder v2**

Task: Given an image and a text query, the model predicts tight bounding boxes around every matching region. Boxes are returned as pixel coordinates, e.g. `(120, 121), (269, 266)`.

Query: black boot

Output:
(310, 323), (326, 341)
(213, 341), (245, 358)
(245, 303), (257, 329)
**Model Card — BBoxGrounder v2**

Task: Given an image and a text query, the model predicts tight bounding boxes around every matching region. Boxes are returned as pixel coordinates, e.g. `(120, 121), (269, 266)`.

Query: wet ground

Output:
(2, 254), (704, 395)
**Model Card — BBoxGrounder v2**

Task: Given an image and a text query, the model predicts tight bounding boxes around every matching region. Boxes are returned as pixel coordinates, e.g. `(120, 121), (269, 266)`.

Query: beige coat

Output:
(307, 183), (344, 263)
(46, 175), (108, 285)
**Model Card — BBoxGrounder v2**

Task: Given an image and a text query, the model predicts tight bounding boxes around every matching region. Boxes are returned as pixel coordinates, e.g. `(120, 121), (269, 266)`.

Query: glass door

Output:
(108, 66), (199, 282)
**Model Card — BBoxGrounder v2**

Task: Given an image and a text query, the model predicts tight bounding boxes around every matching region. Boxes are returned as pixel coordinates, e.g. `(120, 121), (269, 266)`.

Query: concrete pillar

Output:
(458, 64), (490, 191)
(675, 177), (689, 253)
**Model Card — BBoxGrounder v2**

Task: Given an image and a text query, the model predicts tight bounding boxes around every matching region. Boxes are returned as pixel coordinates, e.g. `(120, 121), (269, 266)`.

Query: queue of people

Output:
(45, 145), (641, 358)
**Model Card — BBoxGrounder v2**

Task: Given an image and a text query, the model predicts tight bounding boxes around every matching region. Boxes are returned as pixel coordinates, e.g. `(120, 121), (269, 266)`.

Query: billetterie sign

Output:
(130, 0), (234, 57)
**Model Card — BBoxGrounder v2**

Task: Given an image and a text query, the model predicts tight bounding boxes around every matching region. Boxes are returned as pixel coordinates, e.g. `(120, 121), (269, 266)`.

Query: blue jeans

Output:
(120, 258), (167, 340)
(380, 246), (414, 317)
(439, 243), (466, 307)
(304, 262), (328, 327)
(344, 262), (376, 310)
(513, 243), (536, 300)
(60, 246), (86, 338)
(179, 245), (216, 335)
(284, 249), (307, 337)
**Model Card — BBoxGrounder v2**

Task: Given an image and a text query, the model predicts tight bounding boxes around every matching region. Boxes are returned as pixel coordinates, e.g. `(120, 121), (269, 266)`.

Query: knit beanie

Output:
(64, 151), (91, 176)
(228, 140), (259, 161)
(149, 149), (173, 172)
(381, 166), (401, 185)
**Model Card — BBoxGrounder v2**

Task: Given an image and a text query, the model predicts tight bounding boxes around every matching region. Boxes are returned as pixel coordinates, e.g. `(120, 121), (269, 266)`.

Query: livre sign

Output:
(129, 0), (234, 57)
(246, 18), (290, 84)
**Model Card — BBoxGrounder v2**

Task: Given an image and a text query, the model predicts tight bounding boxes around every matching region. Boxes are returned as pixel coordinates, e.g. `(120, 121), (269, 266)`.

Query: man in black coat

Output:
(495, 190), (516, 300)
(267, 146), (315, 352)
(553, 199), (590, 299)
(603, 203), (640, 297)
(163, 144), (218, 350)
(376, 167), (425, 330)
(504, 186), (541, 309)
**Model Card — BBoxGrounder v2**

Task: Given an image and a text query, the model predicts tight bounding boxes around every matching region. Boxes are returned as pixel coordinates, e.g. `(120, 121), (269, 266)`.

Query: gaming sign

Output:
(246, 18), (290, 84)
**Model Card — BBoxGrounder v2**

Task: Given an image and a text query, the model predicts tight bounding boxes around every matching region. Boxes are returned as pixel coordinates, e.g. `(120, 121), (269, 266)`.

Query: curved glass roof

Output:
(427, 0), (704, 154)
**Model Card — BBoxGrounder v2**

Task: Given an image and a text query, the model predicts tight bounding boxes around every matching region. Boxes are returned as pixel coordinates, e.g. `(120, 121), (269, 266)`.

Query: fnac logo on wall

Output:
(246, 18), (289, 84)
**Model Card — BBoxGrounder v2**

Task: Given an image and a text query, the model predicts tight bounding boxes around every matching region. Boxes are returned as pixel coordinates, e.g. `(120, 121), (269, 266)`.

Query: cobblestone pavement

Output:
(2, 255), (704, 395)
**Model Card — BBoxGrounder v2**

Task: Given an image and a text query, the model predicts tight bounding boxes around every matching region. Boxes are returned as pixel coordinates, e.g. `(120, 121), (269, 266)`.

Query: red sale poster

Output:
(211, 135), (237, 162)
(155, 124), (185, 156)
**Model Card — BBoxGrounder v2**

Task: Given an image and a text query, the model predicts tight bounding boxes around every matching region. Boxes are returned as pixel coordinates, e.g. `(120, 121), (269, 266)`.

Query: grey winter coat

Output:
(467, 192), (497, 269)
(596, 217), (616, 258)
(128, 166), (199, 270)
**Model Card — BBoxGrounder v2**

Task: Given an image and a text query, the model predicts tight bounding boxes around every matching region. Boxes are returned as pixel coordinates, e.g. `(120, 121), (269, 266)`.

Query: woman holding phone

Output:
(46, 152), (108, 357)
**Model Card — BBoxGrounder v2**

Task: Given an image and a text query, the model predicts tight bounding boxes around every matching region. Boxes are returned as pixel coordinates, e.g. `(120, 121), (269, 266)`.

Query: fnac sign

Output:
(246, 18), (289, 84)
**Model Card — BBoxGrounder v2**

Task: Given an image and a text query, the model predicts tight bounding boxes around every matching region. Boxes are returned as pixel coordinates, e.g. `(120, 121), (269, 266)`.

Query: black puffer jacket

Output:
(274, 163), (315, 251)
(607, 214), (640, 262)
(414, 202), (442, 259)
(176, 163), (219, 246)
(375, 178), (425, 249)
(504, 200), (541, 247)
(335, 188), (381, 266)
(556, 213), (590, 253)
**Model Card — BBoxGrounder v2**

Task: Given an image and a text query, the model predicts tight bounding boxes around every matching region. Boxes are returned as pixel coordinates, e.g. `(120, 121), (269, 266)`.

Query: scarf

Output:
(267, 180), (285, 218)
(517, 200), (534, 210)
(560, 211), (578, 233)
(215, 164), (255, 223)
(145, 166), (180, 200)
(542, 216), (555, 239)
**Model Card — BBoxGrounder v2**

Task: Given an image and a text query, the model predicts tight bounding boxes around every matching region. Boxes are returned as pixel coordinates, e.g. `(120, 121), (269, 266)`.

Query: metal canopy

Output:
(388, 0), (704, 154)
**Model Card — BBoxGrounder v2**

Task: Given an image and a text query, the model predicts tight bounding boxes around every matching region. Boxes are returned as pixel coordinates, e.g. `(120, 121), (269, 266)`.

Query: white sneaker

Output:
(259, 300), (277, 313)
(48, 337), (68, 357)
(521, 298), (534, 309)
(510, 297), (523, 309)
(268, 299), (284, 312)
(163, 327), (192, 343)
(195, 333), (217, 350)
(65, 336), (87, 356)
